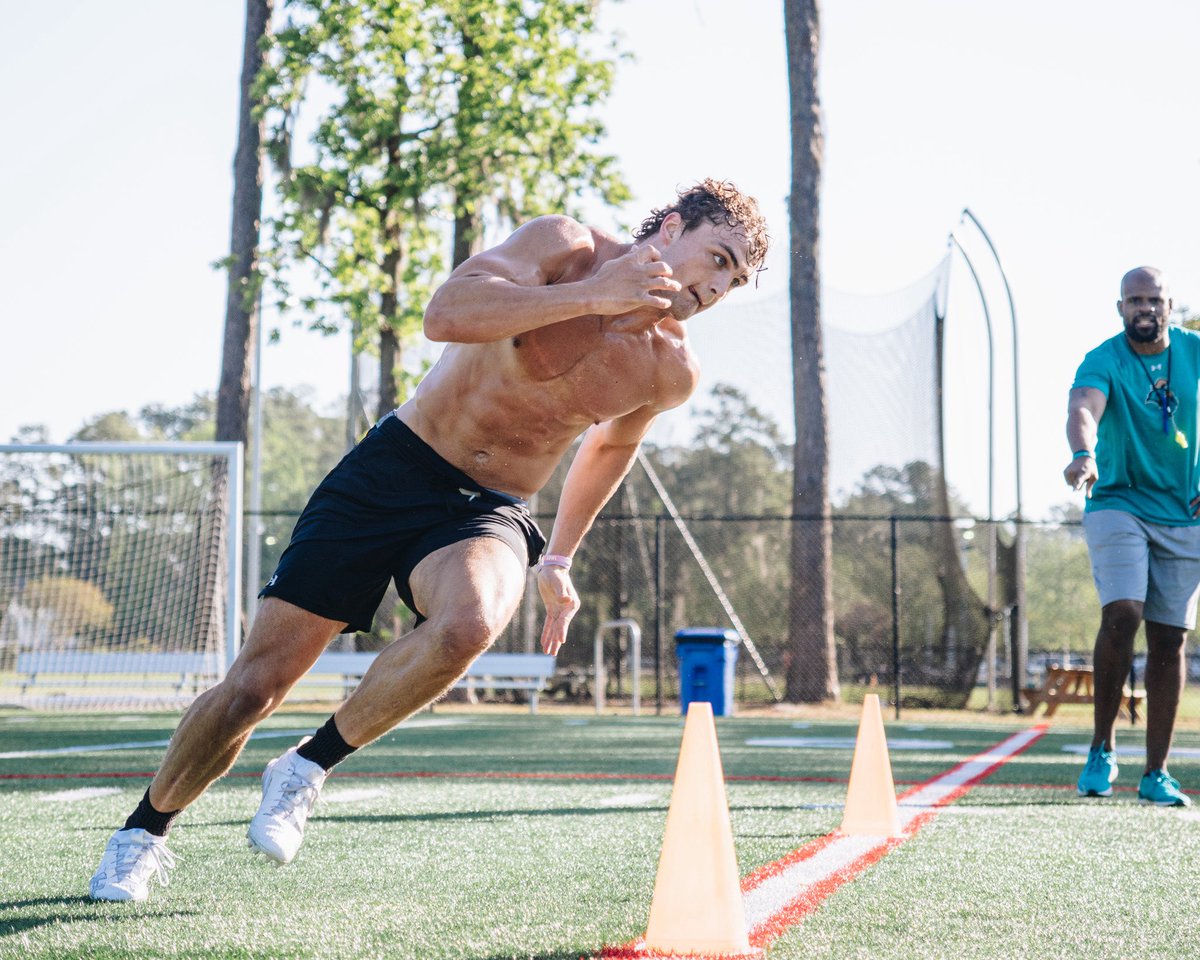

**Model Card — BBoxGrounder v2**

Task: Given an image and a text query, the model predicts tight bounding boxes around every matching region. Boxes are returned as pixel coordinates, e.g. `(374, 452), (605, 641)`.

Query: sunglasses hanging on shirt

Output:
(1128, 340), (1189, 449)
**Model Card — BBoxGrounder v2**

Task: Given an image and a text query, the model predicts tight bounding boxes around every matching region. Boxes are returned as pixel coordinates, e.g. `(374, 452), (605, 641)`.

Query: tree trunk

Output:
(453, 206), (483, 269)
(376, 158), (405, 420)
(216, 0), (272, 444)
(377, 324), (399, 422)
(452, 22), (484, 273)
(376, 229), (403, 421)
(785, 0), (838, 703)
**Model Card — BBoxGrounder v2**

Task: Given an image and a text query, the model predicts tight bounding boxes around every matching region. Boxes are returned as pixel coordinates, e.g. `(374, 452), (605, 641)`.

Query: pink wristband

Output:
(539, 553), (573, 570)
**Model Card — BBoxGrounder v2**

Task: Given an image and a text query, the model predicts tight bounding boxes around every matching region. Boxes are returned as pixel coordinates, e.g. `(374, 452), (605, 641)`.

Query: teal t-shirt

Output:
(1073, 327), (1200, 525)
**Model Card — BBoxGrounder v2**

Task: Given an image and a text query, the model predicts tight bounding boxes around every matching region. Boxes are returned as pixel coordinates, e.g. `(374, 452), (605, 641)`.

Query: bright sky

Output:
(2, 0), (1198, 521)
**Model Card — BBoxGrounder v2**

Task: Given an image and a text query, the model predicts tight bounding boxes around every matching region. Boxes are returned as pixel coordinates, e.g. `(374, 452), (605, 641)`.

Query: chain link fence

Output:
(249, 507), (1198, 718)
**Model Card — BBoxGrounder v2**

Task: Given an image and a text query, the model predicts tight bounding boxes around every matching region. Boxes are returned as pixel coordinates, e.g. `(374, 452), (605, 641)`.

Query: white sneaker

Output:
(89, 828), (178, 902)
(246, 743), (327, 864)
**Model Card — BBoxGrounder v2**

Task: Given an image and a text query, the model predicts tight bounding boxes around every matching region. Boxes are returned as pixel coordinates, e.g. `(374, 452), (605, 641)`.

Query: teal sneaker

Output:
(1077, 745), (1118, 797)
(1138, 770), (1192, 807)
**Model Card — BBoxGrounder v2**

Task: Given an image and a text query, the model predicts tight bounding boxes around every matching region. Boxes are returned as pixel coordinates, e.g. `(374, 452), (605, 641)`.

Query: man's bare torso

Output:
(397, 227), (699, 498)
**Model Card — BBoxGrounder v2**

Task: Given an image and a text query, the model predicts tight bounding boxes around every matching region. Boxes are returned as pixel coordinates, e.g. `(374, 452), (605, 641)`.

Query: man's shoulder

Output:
(1087, 331), (1126, 354)
(1173, 325), (1200, 352)
(1077, 333), (1124, 369)
(513, 215), (601, 252)
(504, 216), (622, 277)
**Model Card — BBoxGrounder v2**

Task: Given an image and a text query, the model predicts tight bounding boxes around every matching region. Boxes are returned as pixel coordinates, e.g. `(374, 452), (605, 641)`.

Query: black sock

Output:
(122, 789), (181, 837)
(296, 715), (358, 771)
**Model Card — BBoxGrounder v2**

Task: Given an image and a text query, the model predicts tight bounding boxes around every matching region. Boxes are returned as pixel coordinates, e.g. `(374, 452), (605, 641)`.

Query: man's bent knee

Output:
(1146, 621), (1187, 652)
(1100, 599), (1143, 637)
(217, 661), (296, 725)
(432, 612), (503, 667)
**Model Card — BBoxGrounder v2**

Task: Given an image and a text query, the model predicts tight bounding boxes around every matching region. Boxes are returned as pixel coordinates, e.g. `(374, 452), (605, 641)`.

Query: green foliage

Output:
(251, 386), (347, 578)
(6, 424), (47, 444)
(525, 387), (995, 701)
(1, 384), (1112, 690)
(0, 441), (225, 655)
(256, 386), (345, 509)
(1024, 503), (1096, 654)
(19, 575), (114, 633)
(835, 460), (972, 517)
(526, 384), (794, 673)
(830, 463), (974, 689)
(71, 396), (216, 443)
(257, 0), (629, 404)
(69, 412), (142, 442)
(64, 390), (343, 519)
(684, 383), (793, 515)
(1, 388), (348, 652)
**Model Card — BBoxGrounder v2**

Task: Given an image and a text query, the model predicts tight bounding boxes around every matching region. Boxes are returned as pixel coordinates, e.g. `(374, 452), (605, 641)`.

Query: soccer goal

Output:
(0, 442), (242, 709)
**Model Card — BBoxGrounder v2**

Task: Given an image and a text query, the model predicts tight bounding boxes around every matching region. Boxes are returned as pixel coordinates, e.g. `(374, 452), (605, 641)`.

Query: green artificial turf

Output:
(0, 711), (1197, 959)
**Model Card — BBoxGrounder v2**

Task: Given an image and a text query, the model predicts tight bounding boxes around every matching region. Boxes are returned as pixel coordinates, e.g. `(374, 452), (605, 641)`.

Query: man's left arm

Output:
(536, 405), (663, 656)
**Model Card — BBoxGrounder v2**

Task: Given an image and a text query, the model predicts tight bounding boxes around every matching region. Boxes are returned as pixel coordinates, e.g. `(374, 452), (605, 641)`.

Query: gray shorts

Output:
(1082, 509), (1200, 629)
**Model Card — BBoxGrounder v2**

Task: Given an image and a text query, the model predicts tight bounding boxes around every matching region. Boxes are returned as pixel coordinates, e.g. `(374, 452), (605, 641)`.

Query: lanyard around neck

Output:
(1127, 338), (1174, 436)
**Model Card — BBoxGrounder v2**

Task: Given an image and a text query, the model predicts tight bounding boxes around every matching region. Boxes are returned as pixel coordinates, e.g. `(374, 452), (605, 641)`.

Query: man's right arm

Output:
(1064, 386), (1106, 493)
(422, 215), (682, 343)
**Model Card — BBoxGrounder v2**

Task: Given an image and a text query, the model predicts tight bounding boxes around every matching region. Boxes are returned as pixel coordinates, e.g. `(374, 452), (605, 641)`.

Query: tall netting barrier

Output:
(825, 275), (945, 504)
(0, 443), (242, 709)
(484, 255), (1032, 711)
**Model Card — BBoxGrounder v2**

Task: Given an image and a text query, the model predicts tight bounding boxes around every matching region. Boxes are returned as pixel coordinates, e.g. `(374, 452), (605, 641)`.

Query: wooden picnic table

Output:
(1022, 665), (1145, 722)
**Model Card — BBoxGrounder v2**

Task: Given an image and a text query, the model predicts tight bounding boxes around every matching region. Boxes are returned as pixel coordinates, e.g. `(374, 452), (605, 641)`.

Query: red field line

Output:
(0, 769), (853, 784)
(596, 725), (1048, 960)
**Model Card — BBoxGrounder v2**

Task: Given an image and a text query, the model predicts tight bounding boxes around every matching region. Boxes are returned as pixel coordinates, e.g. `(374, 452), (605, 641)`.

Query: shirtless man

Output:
(89, 179), (769, 901)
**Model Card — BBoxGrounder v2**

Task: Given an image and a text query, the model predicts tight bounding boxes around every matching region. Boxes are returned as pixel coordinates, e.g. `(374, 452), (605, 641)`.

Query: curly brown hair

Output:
(634, 179), (769, 270)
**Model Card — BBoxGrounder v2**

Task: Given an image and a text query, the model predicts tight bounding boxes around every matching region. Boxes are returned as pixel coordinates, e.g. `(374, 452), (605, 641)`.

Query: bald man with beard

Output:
(1065, 266), (1197, 807)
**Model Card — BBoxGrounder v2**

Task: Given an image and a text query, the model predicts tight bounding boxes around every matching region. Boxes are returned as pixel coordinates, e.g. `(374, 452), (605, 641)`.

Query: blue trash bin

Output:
(675, 627), (740, 716)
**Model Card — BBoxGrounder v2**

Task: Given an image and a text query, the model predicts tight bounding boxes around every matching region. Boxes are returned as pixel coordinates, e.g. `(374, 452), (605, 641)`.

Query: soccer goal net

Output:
(0, 442), (242, 710)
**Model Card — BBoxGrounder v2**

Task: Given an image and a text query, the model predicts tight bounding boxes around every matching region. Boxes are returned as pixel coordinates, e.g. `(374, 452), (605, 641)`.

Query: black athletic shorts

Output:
(259, 413), (546, 633)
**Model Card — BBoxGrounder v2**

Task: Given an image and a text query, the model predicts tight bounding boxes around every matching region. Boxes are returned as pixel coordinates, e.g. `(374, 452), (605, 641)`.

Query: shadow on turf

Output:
(0, 896), (201, 934)
(204, 804), (669, 830)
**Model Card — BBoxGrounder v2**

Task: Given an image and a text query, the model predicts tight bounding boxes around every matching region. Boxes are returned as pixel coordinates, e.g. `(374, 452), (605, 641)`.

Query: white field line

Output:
(742, 834), (881, 925)
(321, 787), (391, 804)
(745, 736), (954, 750)
(0, 729), (315, 760)
(742, 725), (1045, 931)
(1061, 743), (1200, 760)
(41, 786), (124, 802)
(0, 717), (472, 760)
(597, 791), (662, 807)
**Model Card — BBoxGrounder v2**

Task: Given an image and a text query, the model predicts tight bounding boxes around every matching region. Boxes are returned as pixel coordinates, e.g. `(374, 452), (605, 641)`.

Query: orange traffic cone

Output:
(642, 701), (753, 955)
(839, 693), (903, 837)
